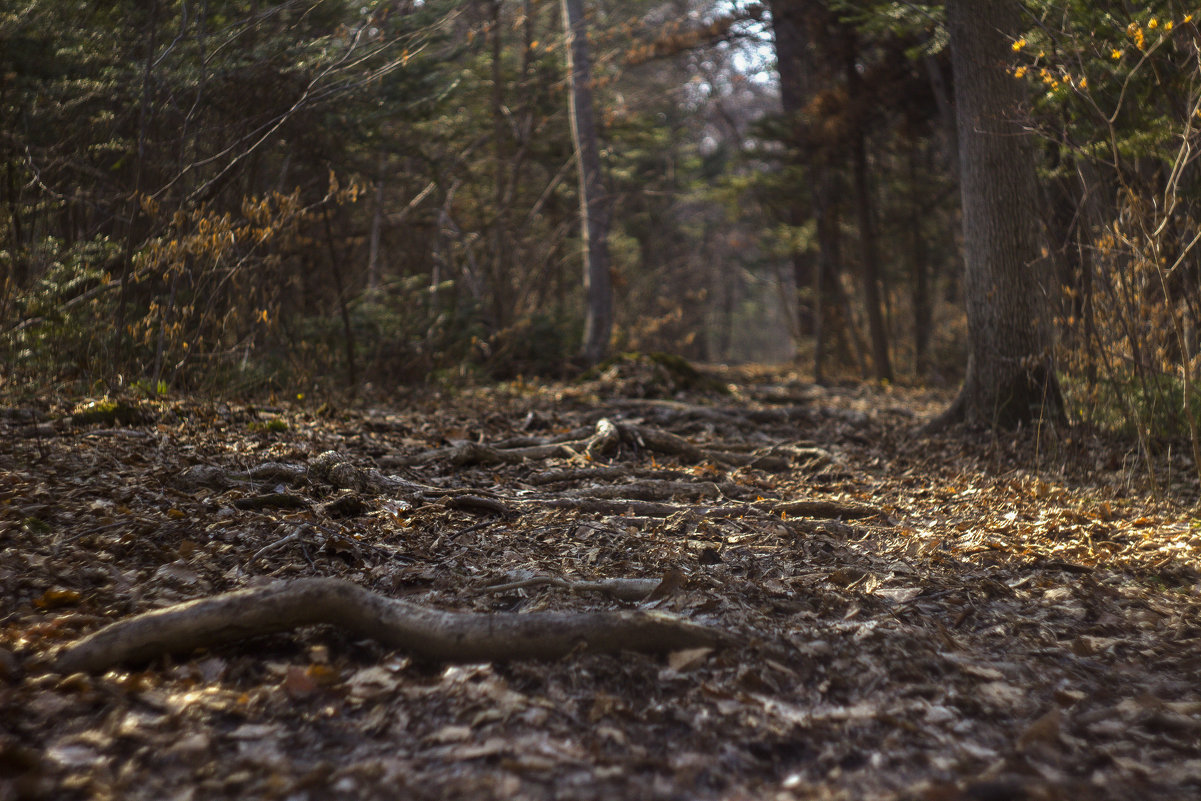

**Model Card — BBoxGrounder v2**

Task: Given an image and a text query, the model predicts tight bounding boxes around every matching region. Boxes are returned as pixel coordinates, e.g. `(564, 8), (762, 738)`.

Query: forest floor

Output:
(3, 359), (1201, 801)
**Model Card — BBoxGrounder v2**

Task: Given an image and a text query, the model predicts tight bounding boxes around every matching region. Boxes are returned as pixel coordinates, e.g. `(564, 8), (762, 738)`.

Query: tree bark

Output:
(53, 578), (734, 673)
(844, 34), (893, 384)
(769, 0), (842, 382)
(769, 0), (870, 383)
(909, 147), (931, 378)
(489, 0), (514, 333)
(561, 0), (613, 364)
(772, 2), (815, 350)
(367, 149), (386, 291)
(927, 0), (1063, 431)
(852, 128), (893, 383)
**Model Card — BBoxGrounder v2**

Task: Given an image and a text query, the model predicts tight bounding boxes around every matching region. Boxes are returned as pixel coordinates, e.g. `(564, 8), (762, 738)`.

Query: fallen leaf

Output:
(1017, 707), (1061, 750)
(645, 568), (686, 601)
(227, 723), (281, 740)
(875, 586), (922, 603)
(33, 588), (82, 609)
(345, 666), (401, 700)
(977, 681), (1025, 711)
(282, 665), (319, 699)
(427, 725), (473, 744)
(667, 647), (713, 672)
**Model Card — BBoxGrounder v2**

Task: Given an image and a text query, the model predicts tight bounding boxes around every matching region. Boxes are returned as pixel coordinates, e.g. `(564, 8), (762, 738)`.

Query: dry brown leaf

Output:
(1017, 706), (1061, 750)
(345, 666), (401, 701)
(645, 568), (686, 601)
(8, 378), (1201, 800)
(667, 647), (713, 672)
(281, 665), (319, 699)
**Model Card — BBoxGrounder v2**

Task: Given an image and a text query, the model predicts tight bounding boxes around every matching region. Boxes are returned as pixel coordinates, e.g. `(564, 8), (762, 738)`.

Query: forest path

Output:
(2, 362), (1200, 800)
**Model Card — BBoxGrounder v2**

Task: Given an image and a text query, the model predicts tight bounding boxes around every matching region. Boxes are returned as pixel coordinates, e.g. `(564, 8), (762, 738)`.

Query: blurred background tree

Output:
(5, 0), (1201, 453)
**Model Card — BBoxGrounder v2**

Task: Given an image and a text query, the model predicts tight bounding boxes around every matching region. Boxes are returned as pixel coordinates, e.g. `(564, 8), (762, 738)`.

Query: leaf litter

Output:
(2, 365), (1200, 800)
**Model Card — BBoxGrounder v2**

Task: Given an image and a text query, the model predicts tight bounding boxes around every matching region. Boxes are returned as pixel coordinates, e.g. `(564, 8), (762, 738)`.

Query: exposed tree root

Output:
(772, 500), (879, 520)
(184, 447), (878, 526)
(605, 398), (817, 428)
(387, 418), (794, 471)
(536, 497), (684, 517)
(474, 575), (664, 602)
(52, 578), (735, 674)
(562, 479), (733, 502)
(921, 365), (1067, 435)
(232, 492), (308, 511)
(534, 496), (880, 521)
(435, 494), (513, 515)
(182, 417), (816, 519)
(919, 387), (967, 436)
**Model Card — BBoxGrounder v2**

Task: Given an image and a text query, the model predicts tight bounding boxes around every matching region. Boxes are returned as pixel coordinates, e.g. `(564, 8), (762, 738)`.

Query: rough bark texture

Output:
(561, 0), (613, 364)
(931, 0), (1063, 431)
(52, 578), (734, 674)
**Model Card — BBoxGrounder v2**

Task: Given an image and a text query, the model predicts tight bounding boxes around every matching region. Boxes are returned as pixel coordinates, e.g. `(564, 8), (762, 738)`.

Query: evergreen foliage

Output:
(4, 0), (1201, 450)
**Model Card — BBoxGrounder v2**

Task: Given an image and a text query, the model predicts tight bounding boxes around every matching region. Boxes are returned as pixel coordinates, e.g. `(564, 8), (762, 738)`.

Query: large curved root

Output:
(53, 578), (735, 674)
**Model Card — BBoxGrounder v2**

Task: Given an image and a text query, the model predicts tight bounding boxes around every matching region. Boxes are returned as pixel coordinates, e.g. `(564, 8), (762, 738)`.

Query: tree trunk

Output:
(844, 35), (892, 384)
(2, 157), (28, 325)
(789, 204), (815, 338)
(769, 0), (846, 382)
(772, 2), (815, 349)
(321, 207), (357, 394)
(928, 0), (1063, 431)
(561, 0), (612, 364)
(366, 150), (386, 292)
(489, 0), (513, 334)
(852, 128), (893, 383)
(909, 148), (931, 378)
(116, 0), (161, 361)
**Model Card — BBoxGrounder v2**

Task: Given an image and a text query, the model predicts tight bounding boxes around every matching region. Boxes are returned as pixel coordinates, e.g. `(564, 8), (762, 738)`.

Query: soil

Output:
(2, 363), (1200, 800)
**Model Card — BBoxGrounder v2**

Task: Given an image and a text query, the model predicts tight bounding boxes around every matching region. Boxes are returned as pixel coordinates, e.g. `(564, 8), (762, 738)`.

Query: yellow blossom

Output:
(1187, 14), (1194, 23)
(1012, 37), (1027, 51)
(1166, 20), (1175, 31)
(1014, 65), (1029, 78)
(1149, 18), (1159, 29)
(1111, 48), (1124, 59)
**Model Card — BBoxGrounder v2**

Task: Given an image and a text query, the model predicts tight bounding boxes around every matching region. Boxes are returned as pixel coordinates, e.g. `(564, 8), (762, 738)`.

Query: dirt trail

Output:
(2, 364), (1200, 800)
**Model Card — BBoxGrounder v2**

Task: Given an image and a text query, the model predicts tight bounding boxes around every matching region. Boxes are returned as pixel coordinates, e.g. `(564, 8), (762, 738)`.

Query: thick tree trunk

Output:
(844, 35), (893, 384)
(769, 0), (849, 383)
(561, 0), (613, 364)
(773, 3), (815, 349)
(928, 0), (1063, 431)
